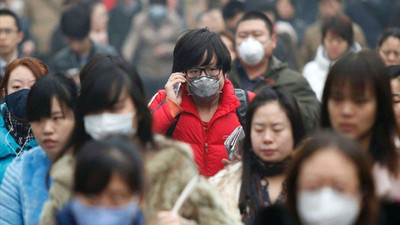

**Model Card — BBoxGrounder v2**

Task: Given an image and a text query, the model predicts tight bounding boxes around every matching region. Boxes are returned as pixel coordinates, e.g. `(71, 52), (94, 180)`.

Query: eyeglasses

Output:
(0, 28), (18, 36)
(184, 66), (222, 79)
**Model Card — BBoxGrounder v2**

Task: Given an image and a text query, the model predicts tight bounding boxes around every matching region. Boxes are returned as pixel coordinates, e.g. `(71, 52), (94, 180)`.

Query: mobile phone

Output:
(174, 82), (181, 96)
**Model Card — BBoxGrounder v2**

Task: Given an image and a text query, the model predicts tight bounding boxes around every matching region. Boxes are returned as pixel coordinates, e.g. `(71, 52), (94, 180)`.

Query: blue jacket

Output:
(0, 103), (38, 184)
(0, 146), (51, 225)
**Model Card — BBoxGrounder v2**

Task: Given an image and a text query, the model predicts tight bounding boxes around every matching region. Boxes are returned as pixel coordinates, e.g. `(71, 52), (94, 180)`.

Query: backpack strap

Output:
(165, 113), (181, 138)
(234, 88), (249, 127)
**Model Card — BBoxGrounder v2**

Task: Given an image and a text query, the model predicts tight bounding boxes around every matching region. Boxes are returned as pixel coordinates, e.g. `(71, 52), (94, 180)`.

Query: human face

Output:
(378, 36), (400, 66)
(318, 0), (343, 19)
(323, 30), (349, 61)
(66, 37), (91, 57)
(91, 3), (108, 31)
(328, 81), (377, 142)
(276, 0), (295, 20)
(77, 173), (135, 207)
(297, 147), (360, 197)
(390, 78), (400, 130)
(251, 101), (294, 162)
(6, 65), (36, 95)
(235, 19), (276, 59)
(0, 15), (23, 59)
(30, 97), (75, 161)
(185, 55), (225, 87)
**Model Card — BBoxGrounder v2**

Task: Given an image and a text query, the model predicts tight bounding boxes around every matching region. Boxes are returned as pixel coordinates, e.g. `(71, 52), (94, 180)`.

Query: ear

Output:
(271, 32), (277, 50)
(17, 31), (24, 44)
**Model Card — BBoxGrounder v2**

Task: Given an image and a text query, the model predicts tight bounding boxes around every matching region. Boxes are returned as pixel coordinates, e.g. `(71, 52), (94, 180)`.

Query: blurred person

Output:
(377, 27), (400, 67)
(209, 86), (305, 224)
(222, 0), (246, 36)
(389, 65), (400, 139)
(303, 14), (361, 101)
(122, 0), (183, 99)
(89, 0), (109, 45)
(299, 0), (367, 69)
(40, 54), (242, 225)
(0, 57), (47, 184)
(196, 8), (226, 34)
(51, 5), (117, 86)
(108, 0), (142, 53)
(149, 28), (255, 177)
(56, 136), (145, 225)
(228, 11), (319, 132)
(320, 50), (400, 200)
(219, 31), (236, 61)
(284, 131), (379, 225)
(275, 0), (307, 46)
(0, 9), (23, 78)
(345, 0), (394, 49)
(0, 74), (78, 225)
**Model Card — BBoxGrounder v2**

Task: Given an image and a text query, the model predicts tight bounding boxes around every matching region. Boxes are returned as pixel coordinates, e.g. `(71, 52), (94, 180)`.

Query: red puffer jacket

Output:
(149, 79), (254, 177)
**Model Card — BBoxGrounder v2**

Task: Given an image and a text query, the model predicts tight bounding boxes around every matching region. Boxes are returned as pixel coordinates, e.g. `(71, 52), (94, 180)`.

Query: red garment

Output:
(149, 79), (254, 177)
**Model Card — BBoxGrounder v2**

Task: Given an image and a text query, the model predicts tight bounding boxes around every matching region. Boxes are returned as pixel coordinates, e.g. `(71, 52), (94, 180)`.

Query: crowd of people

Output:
(0, 0), (400, 225)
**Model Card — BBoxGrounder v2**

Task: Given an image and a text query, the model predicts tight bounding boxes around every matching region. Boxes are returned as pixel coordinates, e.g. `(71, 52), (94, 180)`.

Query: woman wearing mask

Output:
(320, 50), (400, 199)
(56, 136), (144, 225)
(303, 14), (361, 101)
(377, 27), (400, 67)
(40, 54), (241, 225)
(0, 74), (78, 225)
(149, 28), (255, 177)
(285, 131), (378, 225)
(209, 86), (305, 224)
(0, 57), (48, 183)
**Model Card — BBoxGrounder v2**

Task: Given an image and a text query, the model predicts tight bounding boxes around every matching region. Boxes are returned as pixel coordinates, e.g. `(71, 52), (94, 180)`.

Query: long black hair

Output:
(239, 86), (305, 223)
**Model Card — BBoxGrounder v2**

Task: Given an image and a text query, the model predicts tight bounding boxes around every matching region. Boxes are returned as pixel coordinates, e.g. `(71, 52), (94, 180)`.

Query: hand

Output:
(22, 40), (36, 57)
(165, 72), (186, 106)
(156, 211), (183, 225)
(222, 153), (242, 166)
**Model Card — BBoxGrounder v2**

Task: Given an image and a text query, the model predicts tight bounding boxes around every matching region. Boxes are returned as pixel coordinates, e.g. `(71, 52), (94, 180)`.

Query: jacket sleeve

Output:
(0, 158), (23, 225)
(148, 91), (179, 134)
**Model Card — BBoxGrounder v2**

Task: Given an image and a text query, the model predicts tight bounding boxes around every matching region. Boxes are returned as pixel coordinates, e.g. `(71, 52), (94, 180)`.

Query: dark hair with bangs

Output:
(388, 65), (400, 79)
(321, 50), (399, 176)
(239, 86), (305, 223)
(79, 55), (153, 147)
(322, 13), (353, 46)
(0, 9), (21, 31)
(74, 135), (143, 195)
(286, 130), (378, 225)
(172, 28), (231, 74)
(237, 11), (274, 37)
(377, 27), (400, 48)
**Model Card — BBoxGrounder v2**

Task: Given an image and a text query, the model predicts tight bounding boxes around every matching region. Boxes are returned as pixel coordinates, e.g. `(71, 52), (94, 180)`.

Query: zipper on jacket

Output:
(204, 142), (208, 175)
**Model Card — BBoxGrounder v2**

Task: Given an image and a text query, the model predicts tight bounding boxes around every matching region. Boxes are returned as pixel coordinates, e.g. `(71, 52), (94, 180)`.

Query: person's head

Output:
(321, 13), (353, 61)
(377, 27), (400, 66)
(235, 11), (276, 66)
(286, 131), (378, 225)
(388, 65), (400, 134)
(172, 28), (231, 104)
(256, 2), (278, 24)
(321, 50), (398, 174)
(318, 0), (343, 19)
(79, 55), (153, 146)
(219, 31), (236, 61)
(61, 5), (91, 56)
(239, 86), (305, 222)
(148, 0), (167, 21)
(275, 0), (296, 20)
(222, 0), (246, 34)
(1, 57), (48, 120)
(89, 0), (108, 32)
(72, 136), (143, 223)
(0, 9), (23, 60)
(26, 74), (78, 161)
(197, 9), (226, 33)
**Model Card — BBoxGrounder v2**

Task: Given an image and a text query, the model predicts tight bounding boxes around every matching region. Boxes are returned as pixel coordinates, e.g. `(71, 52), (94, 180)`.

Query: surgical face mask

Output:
(5, 89), (30, 120)
(148, 4), (167, 20)
(84, 112), (136, 140)
(70, 198), (139, 225)
(188, 76), (221, 104)
(237, 37), (265, 65)
(297, 187), (361, 225)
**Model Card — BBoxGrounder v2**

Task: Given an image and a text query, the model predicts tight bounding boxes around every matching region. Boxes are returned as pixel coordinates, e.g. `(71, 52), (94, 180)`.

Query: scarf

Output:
(4, 107), (35, 147)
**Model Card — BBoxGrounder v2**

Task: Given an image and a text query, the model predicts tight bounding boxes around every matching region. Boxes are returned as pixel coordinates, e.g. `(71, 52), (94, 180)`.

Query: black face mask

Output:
(254, 156), (292, 177)
(188, 76), (221, 104)
(5, 89), (30, 120)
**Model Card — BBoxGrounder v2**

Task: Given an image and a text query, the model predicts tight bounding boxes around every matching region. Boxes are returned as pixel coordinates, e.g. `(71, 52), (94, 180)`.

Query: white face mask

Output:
(237, 37), (265, 66)
(297, 187), (360, 225)
(84, 112), (136, 140)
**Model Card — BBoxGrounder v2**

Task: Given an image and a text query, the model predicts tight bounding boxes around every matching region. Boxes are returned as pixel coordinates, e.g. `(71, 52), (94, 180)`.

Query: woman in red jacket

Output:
(149, 28), (254, 177)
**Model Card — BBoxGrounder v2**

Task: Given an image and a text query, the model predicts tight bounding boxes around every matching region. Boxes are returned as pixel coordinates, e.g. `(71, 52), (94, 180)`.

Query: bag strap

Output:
(172, 175), (200, 214)
(165, 113), (181, 138)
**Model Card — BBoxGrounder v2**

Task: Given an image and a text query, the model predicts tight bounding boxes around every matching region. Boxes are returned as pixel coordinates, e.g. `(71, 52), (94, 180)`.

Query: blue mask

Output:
(70, 198), (140, 225)
(148, 5), (167, 20)
(5, 89), (30, 120)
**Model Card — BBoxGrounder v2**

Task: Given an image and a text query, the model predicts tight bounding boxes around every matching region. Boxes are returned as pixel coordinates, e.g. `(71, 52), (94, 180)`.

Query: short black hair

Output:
(377, 27), (400, 48)
(61, 5), (90, 39)
(74, 135), (144, 195)
(237, 11), (274, 36)
(172, 28), (231, 74)
(222, 0), (246, 21)
(0, 9), (21, 31)
(388, 65), (400, 79)
(322, 13), (353, 46)
(26, 73), (78, 122)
